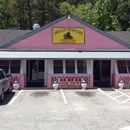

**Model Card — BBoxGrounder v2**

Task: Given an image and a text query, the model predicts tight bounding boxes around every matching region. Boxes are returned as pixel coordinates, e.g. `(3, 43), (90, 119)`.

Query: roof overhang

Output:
(0, 50), (130, 59)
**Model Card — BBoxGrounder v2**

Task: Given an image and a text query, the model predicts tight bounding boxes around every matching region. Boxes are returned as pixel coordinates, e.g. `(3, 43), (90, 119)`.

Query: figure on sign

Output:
(63, 32), (73, 39)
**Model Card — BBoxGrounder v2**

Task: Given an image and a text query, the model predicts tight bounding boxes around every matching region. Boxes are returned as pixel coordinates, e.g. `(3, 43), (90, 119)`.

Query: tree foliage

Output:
(0, 0), (130, 31)
(0, 0), (10, 29)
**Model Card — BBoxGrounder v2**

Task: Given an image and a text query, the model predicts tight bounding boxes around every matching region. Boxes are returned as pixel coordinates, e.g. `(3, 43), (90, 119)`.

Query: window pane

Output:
(54, 60), (63, 73)
(0, 60), (9, 73)
(11, 66), (20, 73)
(10, 60), (20, 73)
(38, 61), (44, 72)
(117, 60), (126, 65)
(127, 61), (130, 65)
(118, 66), (127, 73)
(77, 60), (87, 73)
(117, 60), (128, 73)
(66, 60), (75, 73)
(0, 60), (9, 65)
(0, 66), (8, 73)
(11, 60), (20, 65)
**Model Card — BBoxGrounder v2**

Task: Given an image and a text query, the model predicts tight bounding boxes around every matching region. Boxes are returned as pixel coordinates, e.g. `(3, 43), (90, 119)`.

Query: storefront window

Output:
(54, 60), (63, 73)
(10, 60), (21, 73)
(0, 60), (9, 73)
(117, 60), (127, 73)
(66, 60), (75, 73)
(0, 60), (21, 73)
(77, 60), (87, 73)
(53, 60), (87, 74)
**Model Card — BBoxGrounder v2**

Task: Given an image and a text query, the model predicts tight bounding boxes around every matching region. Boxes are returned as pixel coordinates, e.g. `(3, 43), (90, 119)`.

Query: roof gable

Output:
(1, 14), (130, 49)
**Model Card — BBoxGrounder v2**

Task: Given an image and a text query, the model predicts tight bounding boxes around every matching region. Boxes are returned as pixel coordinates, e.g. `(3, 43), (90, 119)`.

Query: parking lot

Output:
(0, 88), (130, 130)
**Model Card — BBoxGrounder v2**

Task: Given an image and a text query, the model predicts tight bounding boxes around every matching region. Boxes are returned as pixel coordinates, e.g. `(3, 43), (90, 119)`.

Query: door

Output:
(93, 60), (111, 87)
(27, 60), (44, 87)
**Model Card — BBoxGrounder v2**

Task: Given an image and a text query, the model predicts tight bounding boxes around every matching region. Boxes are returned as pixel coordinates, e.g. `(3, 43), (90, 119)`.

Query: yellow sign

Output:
(53, 28), (84, 44)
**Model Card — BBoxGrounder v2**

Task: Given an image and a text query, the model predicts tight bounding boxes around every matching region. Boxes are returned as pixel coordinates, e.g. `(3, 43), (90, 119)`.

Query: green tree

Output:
(59, 2), (76, 15)
(59, 1), (121, 31)
(0, 0), (10, 29)
(9, 0), (35, 29)
(92, 0), (121, 31)
(0, 0), (129, 31)
(116, 0), (130, 30)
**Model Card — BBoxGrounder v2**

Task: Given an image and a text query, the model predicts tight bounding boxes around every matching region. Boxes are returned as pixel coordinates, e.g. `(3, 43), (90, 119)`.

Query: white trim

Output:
(87, 60), (93, 74)
(115, 60), (118, 74)
(20, 60), (26, 74)
(48, 60), (53, 74)
(1, 51), (130, 59)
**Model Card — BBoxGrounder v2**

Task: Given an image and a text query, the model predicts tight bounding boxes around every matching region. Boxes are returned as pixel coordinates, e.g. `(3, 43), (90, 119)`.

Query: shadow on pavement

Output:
(30, 91), (50, 98)
(0, 92), (15, 106)
(99, 88), (115, 91)
(76, 91), (96, 97)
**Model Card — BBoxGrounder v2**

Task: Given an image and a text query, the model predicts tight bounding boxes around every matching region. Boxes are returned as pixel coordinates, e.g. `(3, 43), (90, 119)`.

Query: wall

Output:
(11, 74), (25, 89)
(46, 59), (93, 88)
(48, 74), (93, 89)
(9, 18), (127, 49)
(112, 74), (130, 88)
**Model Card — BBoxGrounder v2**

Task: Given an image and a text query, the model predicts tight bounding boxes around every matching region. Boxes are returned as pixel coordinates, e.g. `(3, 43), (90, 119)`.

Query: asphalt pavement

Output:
(0, 88), (130, 130)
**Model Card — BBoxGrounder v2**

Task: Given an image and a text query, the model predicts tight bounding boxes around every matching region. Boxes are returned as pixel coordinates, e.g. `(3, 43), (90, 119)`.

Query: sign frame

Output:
(52, 27), (85, 44)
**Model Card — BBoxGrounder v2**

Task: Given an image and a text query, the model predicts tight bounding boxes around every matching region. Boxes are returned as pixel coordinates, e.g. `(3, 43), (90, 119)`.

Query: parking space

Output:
(0, 89), (130, 130)
(98, 88), (130, 104)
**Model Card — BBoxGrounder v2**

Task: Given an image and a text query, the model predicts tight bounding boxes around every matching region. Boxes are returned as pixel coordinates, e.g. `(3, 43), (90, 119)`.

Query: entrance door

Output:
(27, 60), (44, 87)
(94, 60), (111, 87)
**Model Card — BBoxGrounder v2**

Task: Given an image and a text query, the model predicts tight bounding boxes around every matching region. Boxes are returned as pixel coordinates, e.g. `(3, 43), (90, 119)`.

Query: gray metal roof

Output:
(0, 29), (31, 46)
(107, 31), (130, 45)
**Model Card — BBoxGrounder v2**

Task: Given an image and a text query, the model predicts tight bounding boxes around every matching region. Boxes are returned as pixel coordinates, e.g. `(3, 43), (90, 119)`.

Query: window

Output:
(77, 60), (87, 73)
(0, 60), (9, 73)
(53, 60), (87, 74)
(10, 60), (21, 73)
(117, 60), (130, 73)
(117, 61), (127, 73)
(66, 60), (75, 73)
(54, 60), (63, 73)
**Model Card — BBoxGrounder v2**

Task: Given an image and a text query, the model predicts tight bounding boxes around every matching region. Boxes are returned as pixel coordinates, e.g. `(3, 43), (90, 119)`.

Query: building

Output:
(0, 14), (130, 89)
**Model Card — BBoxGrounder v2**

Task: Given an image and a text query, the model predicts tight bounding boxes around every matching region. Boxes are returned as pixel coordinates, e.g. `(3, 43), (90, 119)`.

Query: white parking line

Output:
(114, 94), (123, 99)
(97, 88), (121, 103)
(108, 91), (117, 95)
(60, 89), (68, 105)
(8, 90), (23, 106)
(120, 126), (130, 130)
(98, 88), (130, 104)
(113, 88), (130, 98)
(121, 99), (130, 103)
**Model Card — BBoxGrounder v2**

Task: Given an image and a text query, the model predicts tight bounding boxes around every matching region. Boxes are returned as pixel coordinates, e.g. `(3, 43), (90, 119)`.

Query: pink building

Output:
(0, 14), (130, 89)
